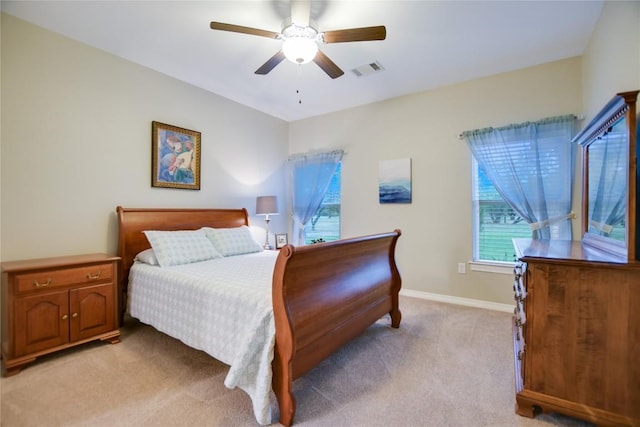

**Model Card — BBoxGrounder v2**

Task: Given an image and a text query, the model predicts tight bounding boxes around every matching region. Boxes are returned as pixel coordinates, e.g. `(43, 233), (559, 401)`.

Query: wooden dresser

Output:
(510, 91), (639, 426)
(513, 238), (640, 426)
(1, 253), (121, 376)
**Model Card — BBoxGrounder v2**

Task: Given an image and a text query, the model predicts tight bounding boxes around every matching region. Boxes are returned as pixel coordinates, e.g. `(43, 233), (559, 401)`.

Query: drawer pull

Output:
(86, 271), (102, 280)
(33, 279), (52, 288)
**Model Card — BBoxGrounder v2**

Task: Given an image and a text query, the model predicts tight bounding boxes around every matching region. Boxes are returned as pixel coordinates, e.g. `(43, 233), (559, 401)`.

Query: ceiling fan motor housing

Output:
(281, 23), (320, 64)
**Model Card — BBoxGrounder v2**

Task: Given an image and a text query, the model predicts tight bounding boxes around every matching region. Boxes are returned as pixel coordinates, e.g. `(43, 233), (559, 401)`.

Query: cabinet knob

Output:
(62, 314), (68, 320)
(33, 278), (52, 287)
(71, 312), (78, 318)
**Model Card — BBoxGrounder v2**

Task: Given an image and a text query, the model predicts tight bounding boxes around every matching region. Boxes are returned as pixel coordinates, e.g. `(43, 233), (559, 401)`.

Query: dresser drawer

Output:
(14, 263), (114, 293)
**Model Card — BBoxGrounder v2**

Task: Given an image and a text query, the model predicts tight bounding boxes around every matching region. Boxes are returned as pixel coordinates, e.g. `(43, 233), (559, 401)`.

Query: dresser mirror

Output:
(573, 90), (638, 261)
(586, 116), (628, 241)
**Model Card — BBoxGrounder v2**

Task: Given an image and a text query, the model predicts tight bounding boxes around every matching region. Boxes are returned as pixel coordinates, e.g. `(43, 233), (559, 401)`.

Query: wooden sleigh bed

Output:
(116, 206), (402, 426)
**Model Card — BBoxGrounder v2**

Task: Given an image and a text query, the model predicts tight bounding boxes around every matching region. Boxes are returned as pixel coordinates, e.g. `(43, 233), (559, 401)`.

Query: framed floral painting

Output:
(151, 121), (201, 190)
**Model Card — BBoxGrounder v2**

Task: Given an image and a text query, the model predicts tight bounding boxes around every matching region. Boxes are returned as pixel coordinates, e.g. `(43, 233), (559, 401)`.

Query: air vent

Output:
(351, 61), (385, 77)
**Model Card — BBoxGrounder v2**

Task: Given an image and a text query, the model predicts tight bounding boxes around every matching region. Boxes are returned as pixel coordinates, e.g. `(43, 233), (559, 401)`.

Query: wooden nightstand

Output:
(1, 253), (121, 376)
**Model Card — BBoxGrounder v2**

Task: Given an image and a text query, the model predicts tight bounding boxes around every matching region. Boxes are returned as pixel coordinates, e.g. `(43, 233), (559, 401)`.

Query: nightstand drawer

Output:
(14, 263), (113, 294)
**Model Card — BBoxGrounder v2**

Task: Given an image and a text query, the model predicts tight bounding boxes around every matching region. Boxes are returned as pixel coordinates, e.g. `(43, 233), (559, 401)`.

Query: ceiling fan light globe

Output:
(282, 38), (318, 64)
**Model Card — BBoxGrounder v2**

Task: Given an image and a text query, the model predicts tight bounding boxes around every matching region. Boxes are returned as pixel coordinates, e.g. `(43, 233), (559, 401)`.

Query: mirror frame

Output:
(572, 90), (638, 261)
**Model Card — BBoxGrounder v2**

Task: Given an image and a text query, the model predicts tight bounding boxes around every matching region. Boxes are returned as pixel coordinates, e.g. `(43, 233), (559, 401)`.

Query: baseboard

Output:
(400, 289), (514, 313)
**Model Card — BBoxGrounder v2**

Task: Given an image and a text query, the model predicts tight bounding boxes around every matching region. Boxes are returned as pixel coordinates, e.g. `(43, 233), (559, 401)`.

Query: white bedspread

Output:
(127, 251), (278, 425)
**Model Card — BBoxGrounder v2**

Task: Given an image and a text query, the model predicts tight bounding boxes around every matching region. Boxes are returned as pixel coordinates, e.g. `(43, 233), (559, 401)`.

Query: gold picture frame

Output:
(151, 121), (201, 190)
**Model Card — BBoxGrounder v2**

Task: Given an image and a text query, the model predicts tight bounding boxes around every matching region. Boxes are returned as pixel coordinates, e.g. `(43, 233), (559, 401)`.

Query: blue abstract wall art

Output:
(378, 158), (412, 204)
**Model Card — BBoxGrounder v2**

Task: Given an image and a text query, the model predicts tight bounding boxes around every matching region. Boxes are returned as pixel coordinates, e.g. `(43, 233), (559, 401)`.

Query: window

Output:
(464, 115), (576, 265)
(289, 149), (343, 245)
(303, 163), (341, 244)
(472, 160), (530, 263)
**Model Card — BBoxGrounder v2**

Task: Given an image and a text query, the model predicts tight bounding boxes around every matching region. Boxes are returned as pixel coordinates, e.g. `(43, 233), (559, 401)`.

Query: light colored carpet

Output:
(1, 296), (594, 427)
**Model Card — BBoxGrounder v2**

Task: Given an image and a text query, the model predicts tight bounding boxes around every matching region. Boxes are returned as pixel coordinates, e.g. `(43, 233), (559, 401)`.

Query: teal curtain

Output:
(462, 115), (576, 240)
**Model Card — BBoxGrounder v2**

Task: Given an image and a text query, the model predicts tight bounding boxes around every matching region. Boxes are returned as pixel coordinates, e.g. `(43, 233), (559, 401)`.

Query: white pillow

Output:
(201, 226), (263, 256)
(134, 248), (159, 266)
(143, 229), (222, 267)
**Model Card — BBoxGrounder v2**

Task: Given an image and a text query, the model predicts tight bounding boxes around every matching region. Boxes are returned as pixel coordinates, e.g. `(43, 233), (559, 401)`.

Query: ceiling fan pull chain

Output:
(296, 65), (303, 104)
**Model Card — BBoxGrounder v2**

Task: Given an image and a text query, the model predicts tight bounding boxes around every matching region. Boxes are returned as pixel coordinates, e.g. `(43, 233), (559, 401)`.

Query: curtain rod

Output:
(458, 113), (584, 140)
(288, 148), (347, 160)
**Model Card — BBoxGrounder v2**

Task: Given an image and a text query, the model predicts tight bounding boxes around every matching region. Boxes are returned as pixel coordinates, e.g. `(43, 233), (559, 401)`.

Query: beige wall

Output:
(581, 0), (640, 120)
(289, 58), (583, 305)
(1, 14), (289, 261)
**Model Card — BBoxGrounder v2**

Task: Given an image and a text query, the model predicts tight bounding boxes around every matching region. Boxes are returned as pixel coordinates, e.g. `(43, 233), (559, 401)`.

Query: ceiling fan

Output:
(210, 0), (386, 79)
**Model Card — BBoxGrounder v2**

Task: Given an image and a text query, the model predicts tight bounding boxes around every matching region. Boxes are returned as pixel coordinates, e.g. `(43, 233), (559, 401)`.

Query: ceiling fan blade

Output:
(290, 0), (311, 27)
(323, 26), (386, 43)
(255, 51), (286, 75)
(313, 50), (344, 79)
(210, 22), (279, 39)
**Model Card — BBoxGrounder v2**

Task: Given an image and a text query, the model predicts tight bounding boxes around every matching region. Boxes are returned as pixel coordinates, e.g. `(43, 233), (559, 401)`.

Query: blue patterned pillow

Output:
(143, 230), (222, 267)
(201, 226), (263, 256)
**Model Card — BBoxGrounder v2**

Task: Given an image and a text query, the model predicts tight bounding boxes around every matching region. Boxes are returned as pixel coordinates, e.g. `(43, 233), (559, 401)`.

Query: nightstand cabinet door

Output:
(70, 283), (116, 341)
(14, 290), (69, 356)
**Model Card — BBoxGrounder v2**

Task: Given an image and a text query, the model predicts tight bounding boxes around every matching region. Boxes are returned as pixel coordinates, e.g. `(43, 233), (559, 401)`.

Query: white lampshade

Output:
(282, 38), (318, 64)
(256, 196), (279, 216)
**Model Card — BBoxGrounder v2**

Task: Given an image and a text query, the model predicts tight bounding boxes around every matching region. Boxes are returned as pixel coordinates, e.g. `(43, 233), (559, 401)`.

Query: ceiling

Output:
(1, 1), (603, 122)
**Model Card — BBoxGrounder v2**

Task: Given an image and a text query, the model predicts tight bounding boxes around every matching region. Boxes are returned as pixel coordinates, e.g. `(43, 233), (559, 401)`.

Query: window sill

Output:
(469, 261), (514, 275)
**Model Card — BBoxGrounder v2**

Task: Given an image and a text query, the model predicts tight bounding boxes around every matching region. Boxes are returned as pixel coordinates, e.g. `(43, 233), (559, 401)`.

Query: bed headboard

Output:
(115, 206), (250, 321)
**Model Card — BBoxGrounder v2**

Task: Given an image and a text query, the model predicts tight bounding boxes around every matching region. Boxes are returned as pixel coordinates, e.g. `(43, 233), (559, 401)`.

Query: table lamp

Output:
(256, 195), (279, 249)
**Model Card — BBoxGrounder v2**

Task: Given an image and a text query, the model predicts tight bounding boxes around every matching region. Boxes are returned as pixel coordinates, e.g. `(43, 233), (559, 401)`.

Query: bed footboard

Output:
(271, 230), (401, 426)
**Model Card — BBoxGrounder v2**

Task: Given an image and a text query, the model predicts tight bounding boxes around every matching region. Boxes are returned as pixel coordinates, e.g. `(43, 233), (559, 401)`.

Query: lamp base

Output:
(263, 218), (271, 250)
